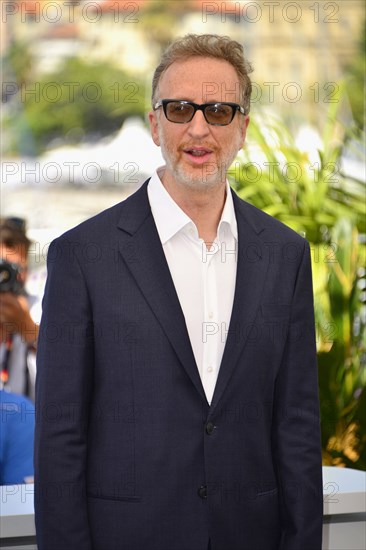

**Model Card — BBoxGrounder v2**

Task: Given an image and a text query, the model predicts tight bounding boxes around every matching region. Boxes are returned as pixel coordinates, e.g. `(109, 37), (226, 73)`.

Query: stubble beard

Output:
(157, 125), (242, 191)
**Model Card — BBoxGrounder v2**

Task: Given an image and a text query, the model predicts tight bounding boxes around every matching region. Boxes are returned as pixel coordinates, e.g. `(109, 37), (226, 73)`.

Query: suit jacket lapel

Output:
(209, 190), (270, 414)
(117, 181), (206, 403)
(117, 181), (270, 410)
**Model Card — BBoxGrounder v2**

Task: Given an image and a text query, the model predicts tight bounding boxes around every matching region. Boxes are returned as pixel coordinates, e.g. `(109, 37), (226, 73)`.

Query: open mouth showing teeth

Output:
(187, 150), (210, 156)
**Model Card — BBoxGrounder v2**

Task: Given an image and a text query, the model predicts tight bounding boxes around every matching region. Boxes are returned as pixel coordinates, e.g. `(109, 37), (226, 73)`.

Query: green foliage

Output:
(233, 93), (366, 469)
(2, 40), (33, 85)
(139, 0), (178, 50)
(8, 57), (146, 152)
(317, 220), (366, 468)
(233, 84), (365, 242)
(139, 0), (193, 51)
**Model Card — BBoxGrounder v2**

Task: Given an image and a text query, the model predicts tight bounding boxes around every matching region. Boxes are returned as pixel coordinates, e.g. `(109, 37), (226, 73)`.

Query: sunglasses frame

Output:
(154, 99), (246, 126)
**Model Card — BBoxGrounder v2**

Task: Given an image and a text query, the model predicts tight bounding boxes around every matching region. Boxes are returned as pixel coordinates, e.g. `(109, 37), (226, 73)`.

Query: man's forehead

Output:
(158, 58), (243, 103)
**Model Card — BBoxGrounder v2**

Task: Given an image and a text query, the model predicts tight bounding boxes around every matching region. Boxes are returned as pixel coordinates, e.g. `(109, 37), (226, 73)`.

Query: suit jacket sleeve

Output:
(34, 237), (94, 549)
(274, 240), (323, 549)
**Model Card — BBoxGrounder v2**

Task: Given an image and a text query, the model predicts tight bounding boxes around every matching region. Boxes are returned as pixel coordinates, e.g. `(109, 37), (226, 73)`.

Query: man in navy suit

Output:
(35, 34), (323, 549)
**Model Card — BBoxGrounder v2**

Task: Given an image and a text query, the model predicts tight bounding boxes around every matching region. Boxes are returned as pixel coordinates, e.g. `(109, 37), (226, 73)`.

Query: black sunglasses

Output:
(154, 99), (246, 126)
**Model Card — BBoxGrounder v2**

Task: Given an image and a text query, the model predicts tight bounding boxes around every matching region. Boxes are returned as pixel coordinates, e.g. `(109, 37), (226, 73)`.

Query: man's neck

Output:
(160, 171), (227, 247)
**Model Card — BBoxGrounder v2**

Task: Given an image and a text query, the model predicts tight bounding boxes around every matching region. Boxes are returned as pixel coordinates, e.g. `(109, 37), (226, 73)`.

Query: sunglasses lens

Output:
(204, 104), (234, 125)
(162, 101), (237, 125)
(165, 102), (195, 123)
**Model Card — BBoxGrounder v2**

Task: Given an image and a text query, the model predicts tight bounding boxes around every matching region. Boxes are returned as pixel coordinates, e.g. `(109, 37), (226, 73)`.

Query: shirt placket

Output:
(201, 243), (220, 404)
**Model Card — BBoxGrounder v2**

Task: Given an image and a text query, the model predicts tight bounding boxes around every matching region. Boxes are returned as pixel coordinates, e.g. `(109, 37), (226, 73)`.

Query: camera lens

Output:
(0, 260), (22, 293)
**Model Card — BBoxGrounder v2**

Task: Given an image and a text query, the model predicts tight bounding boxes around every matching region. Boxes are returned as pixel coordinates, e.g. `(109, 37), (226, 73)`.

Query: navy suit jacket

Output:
(35, 180), (323, 550)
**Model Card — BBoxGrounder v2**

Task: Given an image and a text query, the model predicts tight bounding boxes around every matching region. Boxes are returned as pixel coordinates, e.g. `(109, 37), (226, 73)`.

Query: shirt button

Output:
(197, 485), (207, 499)
(207, 366), (213, 373)
(206, 422), (215, 435)
(208, 311), (214, 319)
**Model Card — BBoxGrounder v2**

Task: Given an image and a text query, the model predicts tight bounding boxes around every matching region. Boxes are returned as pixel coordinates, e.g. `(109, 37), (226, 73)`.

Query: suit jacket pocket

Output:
(87, 492), (142, 502)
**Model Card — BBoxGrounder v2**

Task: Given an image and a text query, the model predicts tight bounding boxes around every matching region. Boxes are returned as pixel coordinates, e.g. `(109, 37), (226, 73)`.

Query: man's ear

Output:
(148, 111), (161, 147)
(239, 115), (250, 149)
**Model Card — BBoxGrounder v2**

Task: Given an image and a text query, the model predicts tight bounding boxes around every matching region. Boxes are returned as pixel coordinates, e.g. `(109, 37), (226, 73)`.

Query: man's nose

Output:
(187, 110), (210, 138)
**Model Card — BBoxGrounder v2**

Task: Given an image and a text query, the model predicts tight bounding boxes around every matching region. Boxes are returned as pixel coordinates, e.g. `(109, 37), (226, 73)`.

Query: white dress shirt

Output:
(147, 167), (238, 405)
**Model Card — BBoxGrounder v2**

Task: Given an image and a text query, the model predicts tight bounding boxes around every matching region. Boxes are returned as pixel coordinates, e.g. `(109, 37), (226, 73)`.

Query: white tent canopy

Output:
(37, 117), (164, 186)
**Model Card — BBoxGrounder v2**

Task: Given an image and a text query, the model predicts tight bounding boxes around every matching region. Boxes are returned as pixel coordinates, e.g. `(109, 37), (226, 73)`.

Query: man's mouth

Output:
(186, 149), (209, 156)
(183, 147), (213, 163)
(184, 147), (212, 155)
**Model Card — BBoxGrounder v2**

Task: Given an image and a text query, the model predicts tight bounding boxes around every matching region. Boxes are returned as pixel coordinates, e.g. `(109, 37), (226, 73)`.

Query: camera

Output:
(0, 259), (23, 294)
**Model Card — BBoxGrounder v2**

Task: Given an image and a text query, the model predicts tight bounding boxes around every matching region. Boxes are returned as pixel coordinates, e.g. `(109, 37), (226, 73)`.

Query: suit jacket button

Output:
(206, 422), (215, 435)
(198, 485), (207, 499)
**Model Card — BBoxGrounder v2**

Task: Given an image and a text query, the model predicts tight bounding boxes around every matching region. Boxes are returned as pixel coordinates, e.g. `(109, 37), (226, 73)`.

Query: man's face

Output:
(149, 56), (249, 190)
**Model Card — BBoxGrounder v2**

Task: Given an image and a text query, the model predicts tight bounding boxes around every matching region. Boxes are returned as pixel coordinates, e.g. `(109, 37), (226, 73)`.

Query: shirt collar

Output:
(147, 166), (238, 245)
(218, 180), (238, 241)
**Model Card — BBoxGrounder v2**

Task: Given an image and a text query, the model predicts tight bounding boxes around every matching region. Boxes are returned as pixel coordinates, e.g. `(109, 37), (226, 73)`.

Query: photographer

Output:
(0, 218), (39, 401)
